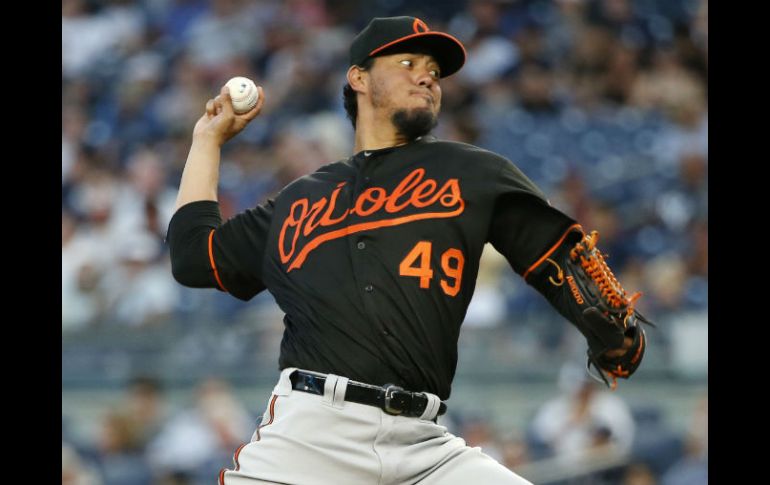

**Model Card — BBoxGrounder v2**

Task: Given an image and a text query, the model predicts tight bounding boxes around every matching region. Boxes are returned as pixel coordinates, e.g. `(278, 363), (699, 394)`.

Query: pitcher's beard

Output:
(391, 108), (437, 141)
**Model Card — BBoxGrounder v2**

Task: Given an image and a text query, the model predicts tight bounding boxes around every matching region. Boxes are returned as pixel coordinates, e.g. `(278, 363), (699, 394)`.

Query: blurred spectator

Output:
(621, 462), (659, 485)
(184, 0), (262, 77)
(62, 0), (144, 80)
(684, 219), (707, 278)
(110, 147), (178, 242)
(269, 130), (335, 188)
(587, 0), (654, 49)
(690, 0), (707, 64)
(566, 25), (614, 109)
(602, 43), (640, 105)
(109, 53), (168, 162)
(126, 376), (168, 449)
(61, 155), (126, 328)
(550, 170), (592, 223)
(464, 246), (509, 328)
(460, 415), (505, 462)
(512, 21), (550, 65)
(99, 231), (179, 326)
(660, 395), (707, 485)
(146, 378), (253, 481)
(152, 0), (210, 50)
(153, 53), (213, 136)
(459, 34), (519, 87)
(585, 199), (631, 268)
(513, 59), (562, 114)
(63, 104), (89, 186)
(63, 442), (104, 485)
(642, 252), (694, 314)
(63, 209), (108, 330)
(631, 48), (707, 131)
(95, 409), (154, 484)
(499, 432), (531, 472)
(528, 363), (636, 460)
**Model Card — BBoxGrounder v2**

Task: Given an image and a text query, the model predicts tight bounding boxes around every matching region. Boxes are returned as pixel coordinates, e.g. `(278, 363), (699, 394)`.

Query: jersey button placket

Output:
(354, 162), (382, 343)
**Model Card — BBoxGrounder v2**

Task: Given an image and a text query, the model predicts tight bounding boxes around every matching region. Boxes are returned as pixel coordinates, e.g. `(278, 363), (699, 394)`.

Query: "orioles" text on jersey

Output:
(278, 167), (465, 271)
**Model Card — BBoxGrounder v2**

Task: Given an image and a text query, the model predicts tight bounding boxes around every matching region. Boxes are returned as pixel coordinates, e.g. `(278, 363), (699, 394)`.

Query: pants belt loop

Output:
(419, 392), (441, 421)
(322, 374), (348, 409)
(333, 376), (349, 408)
(322, 374), (337, 406)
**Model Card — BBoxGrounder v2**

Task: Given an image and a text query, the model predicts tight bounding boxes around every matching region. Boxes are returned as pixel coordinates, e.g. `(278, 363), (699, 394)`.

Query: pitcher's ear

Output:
(347, 64), (368, 94)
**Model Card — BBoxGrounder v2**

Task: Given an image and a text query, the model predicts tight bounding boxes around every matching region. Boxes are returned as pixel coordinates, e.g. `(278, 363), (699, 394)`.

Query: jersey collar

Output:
(352, 135), (435, 160)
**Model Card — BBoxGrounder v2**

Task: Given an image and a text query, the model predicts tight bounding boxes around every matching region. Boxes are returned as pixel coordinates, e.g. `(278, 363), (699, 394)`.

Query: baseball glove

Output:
(561, 230), (654, 389)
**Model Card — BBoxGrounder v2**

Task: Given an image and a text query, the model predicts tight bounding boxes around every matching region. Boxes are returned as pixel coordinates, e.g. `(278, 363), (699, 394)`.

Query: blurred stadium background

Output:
(62, 0), (707, 484)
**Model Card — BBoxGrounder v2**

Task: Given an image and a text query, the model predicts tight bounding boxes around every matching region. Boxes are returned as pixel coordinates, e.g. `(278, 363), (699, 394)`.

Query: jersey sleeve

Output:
(167, 199), (274, 301)
(487, 159), (582, 277)
(210, 200), (274, 300)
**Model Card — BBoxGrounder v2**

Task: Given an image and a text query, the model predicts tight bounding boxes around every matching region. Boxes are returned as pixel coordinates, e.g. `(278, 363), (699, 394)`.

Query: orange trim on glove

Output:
(630, 331), (645, 365)
(523, 224), (583, 280)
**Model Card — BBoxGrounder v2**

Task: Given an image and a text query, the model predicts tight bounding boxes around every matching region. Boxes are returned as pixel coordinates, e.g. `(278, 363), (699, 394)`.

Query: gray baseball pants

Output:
(219, 368), (532, 485)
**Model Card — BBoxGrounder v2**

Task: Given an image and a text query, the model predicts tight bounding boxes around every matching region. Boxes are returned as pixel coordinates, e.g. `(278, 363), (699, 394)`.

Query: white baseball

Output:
(225, 76), (259, 114)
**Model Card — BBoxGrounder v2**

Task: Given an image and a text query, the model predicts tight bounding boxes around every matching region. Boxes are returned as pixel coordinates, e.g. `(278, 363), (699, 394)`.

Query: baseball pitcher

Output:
(167, 16), (653, 485)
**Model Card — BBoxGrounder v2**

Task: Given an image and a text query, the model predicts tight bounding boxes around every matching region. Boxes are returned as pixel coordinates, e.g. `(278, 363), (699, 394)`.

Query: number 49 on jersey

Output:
(399, 241), (464, 297)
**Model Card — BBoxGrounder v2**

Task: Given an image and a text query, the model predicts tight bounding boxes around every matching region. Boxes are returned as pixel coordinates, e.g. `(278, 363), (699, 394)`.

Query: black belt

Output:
(289, 370), (447, 418)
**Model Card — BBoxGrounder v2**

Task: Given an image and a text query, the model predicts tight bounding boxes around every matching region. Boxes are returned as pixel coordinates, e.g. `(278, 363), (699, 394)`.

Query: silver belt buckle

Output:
(383, 384), (405, 415)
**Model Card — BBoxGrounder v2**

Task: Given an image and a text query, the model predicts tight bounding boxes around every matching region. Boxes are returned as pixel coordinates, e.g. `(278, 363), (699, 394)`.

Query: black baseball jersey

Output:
(167, 135), (579, 399)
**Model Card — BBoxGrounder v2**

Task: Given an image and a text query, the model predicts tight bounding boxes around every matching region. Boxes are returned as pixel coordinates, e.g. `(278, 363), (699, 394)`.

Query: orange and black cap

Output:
(349, 16), (467, 78)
